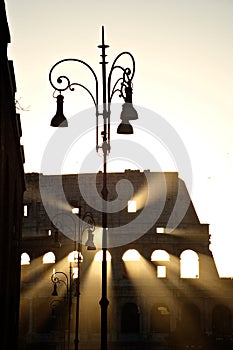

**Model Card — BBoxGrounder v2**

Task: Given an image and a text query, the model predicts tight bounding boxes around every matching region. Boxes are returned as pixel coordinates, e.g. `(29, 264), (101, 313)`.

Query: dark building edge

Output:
(0, 1), (26, 350)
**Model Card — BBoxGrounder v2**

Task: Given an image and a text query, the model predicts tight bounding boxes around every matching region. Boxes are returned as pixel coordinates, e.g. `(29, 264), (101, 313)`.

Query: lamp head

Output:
(121, 102), (138, 121)
(117, 121), (133, 134)
(85, 229), (96, 250)
(117, 102), (138, 134)
(52, 283), (58, 296)
(50, 94), (68, 127)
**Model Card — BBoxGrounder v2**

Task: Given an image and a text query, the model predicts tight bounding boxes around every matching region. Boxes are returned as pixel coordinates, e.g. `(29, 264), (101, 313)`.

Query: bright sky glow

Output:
(5, 0), (233, 277)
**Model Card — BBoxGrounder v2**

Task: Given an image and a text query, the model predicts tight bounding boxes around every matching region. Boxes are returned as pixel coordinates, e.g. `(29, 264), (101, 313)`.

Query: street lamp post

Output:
(72, 209), (96, 350)
(51, 210), (95, 350)
(51, 267), (73, 350)
(49, 26), (137, 350)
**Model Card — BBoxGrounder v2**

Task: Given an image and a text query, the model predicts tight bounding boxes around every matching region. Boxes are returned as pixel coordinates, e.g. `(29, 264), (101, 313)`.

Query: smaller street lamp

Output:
(51, 265), (74, 350)
(71, 208), (96, 350)
(71, 208), (96, 251)
(51, 209), (96, 350)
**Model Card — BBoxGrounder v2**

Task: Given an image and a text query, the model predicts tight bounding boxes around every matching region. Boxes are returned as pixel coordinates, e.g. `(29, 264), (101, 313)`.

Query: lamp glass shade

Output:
(52, 283), (58, 296)
(117, 121), (133, 134)
(120, 102), (138, 121)
(85, 231), (96, 250)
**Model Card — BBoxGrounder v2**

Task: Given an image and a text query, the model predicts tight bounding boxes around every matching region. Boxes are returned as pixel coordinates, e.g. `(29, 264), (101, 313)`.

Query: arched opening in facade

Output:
(21, 253), (31, 283)
(151, 249), (170, 278)
(179, 303), (202, 337)
(122, 249), (140, 279)
(94, 249), (112, 262)
(212, 304), (232, 336)
(32, 298), (65, 334)
(122, 249), (140, 261)
(121, 302), (140, 333)
(150, 304), (170, 333)
(42, 251), (56, 264)
(21, 252), (30, 265)
(180, 249), (199, 278)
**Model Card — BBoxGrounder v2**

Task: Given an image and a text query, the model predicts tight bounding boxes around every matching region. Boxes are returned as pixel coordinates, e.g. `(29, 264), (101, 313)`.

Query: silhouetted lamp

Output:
(117, 85), (138, 134)
(117, 103), (138, 134)
(50, 94), (68, 127)
(85, 228), (96, 250)
(52, 282), (58, 296)
(71, 208), (96, 250)
(48, 26), (137, 350)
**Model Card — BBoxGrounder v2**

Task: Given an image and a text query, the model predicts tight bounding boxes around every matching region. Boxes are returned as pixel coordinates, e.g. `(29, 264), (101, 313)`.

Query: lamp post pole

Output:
(73, 210), (81, 350)
(74, 253), (81, 350)
(73, 210), (96, 350)
(99, 30), (109, 350)
(49, 26), (137, 350)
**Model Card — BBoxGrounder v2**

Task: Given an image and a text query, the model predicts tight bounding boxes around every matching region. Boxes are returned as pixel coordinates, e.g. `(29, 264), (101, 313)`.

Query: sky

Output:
(5, 0), (233, 277)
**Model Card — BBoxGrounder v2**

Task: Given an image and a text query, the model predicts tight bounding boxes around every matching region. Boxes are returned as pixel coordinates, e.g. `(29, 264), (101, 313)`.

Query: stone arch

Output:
(151, 249), (170, 278)
(150, 304), (170, 333)
(21, 252), (30, 265)
(122, 249), (140, 261)
(122, 249), (141, 279)
(180, 249), (199, 278)
(42, 251), (56, 264)
(121, 302), (140, 333)
(179, 303), (202, 336)
(212, 304), (232, 336)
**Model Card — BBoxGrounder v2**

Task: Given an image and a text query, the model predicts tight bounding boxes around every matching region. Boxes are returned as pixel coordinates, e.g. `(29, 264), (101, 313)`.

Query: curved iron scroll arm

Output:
(49, 58), (99, 107)
(51, 271), (69, 299)
(107, 51), (136, 103)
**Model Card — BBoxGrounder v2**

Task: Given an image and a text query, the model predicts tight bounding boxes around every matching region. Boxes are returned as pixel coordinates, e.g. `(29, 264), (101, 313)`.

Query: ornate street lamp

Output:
(51, 210), (95, 350)
(49, 26), (137, 350)
(51, 265), (74, 350)
(72, 209), (96, 350)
